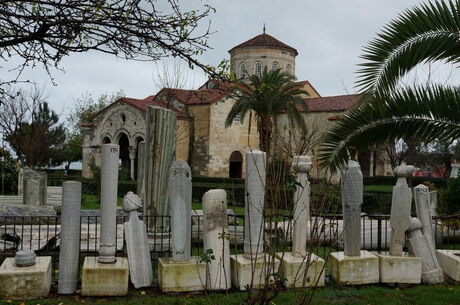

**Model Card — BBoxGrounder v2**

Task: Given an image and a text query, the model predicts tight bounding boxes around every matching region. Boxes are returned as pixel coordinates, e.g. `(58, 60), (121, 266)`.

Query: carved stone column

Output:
(129, 146), (136, 181)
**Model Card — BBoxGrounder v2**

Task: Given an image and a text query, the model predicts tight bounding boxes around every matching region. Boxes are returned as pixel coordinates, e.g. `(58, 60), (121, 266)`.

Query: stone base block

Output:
(275, 252), (325, 288)
(158, 257), (206, 292)
(230, 254), (280, 290)
(330, 250), (379, 285)
(0, 256), (51, 300)
(375, 252), (421, 284)
(81, 256), (129, 296)
(436, 250), (460, 281)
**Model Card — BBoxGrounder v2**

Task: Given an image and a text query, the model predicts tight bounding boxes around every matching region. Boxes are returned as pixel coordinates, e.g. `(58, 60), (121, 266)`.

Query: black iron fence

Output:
(1, 213), (459, 281)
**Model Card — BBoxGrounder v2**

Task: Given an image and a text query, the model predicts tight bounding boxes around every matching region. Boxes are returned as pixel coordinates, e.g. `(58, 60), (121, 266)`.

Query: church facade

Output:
(81, 32), (389, 180)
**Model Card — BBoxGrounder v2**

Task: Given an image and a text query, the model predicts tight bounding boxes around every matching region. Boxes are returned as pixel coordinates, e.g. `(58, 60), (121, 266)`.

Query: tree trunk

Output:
(257, 117), (273, 155)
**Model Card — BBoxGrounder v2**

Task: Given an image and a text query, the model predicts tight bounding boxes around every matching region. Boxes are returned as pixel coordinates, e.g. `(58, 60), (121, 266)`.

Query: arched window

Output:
(286, 64), (291, 75)
(272, 61), (279, 71)
(239, 63), (247, 79)
(254, 62), (262, 77)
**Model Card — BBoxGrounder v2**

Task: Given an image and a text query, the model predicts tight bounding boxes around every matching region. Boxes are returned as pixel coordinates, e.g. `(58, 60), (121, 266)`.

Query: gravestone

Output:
(98, 144), (119, 264)
(243, 150), (266, 260)
(291, 156), (312, 257)
(169, 160), (192, 261)
(145, 106), (177, 231)
(389, 164), (415, 256)
(342, 160), (363, 256)
(82, 144), (129, 296)
(406, 217), (444, 284)
(203, 189), (231, 290)
(451, 163), (460, 178)
(123, 192), (153, 288)
(17, 168), (23, 196)
(23, 169), (47, 206)
(414, 184), (435, 248)
(58, 181), (81, 294)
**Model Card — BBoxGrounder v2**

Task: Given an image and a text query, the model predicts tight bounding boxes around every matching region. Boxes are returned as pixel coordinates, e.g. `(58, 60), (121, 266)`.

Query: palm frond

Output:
(319, 85), (460, 172)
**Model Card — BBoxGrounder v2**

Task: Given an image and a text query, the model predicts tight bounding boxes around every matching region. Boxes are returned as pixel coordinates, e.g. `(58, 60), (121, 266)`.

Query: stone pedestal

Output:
(275, 252), (325, 288)
(329, 251), (379, 285)
(375, 252), (421, 284)
(158, 257), (205, 292)
(0, 256), (51, 300)
(81, 256), (129, 296)
(230, 254), (280, 290)
(436, 250), (460, 281)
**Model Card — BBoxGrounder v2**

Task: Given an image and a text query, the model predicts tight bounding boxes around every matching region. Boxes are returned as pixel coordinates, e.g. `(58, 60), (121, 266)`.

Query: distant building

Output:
(81, 32), (389, 180)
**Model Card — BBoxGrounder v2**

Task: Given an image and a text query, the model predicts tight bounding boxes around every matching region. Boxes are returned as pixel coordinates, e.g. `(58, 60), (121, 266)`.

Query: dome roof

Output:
(229, 33), (298, 55)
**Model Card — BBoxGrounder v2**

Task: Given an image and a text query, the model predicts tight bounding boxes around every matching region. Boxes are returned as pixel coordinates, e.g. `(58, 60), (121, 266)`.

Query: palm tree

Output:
(225, 67), (308, 155)
(319, 0), (460, 172)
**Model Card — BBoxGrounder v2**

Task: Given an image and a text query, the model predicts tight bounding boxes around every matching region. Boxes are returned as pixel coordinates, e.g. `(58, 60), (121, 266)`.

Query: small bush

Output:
(438, 178), (460, 215)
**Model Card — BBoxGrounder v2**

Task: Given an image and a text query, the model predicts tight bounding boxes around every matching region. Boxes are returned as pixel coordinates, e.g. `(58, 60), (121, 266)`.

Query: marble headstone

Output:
(23, 169), (47, 206)
(414, 184), (435, 249)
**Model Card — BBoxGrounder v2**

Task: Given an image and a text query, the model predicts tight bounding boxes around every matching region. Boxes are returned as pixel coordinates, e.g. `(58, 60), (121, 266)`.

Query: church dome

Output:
(228, 33), (298, 56)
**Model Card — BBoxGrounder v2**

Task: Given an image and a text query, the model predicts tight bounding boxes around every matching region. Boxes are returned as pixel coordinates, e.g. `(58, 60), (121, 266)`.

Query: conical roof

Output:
(229, 33), (298, 55)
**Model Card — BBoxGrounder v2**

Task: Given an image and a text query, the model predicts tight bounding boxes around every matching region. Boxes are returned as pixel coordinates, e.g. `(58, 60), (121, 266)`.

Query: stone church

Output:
(81, 32), (389, 180)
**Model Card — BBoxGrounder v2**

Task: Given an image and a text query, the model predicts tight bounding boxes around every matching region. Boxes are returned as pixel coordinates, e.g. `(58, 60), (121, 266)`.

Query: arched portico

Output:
(229, 151), (243, 178)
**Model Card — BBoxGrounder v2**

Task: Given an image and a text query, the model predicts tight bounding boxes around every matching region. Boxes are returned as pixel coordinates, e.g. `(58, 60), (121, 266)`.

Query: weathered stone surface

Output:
(275, 252), (325, 288)
(330, 250), (379, 285)
(137, 141), (146, 203)
(244, 150), (266, 260)
(451, 163), (460, 178)
(0, 203), (56, 224)
(98, 144), (119, 264)
(58, 181), (81, 294)
(0, 256), (51, 300)
(123, 192), (153, 288)
(389, 164), (415, 256)
(291, 155), (312, 257)
(169, 160), (192, 261)
(158, 257), (205, 292)
(145, 106), (177, 231)
(230, 254), (280, 290)
(17, 168), (23, 196)
(15, 249), (36, 267)
(342, 160), (363, 256)
(203, 189), (231, 290)
(414, 184), (435, 248)
(406, 217), (444, 284)
(81, 256), (129, 296)
(23, 169), (47, 206)
(375, 252), (421, 284)
(436, 250), (460, 281)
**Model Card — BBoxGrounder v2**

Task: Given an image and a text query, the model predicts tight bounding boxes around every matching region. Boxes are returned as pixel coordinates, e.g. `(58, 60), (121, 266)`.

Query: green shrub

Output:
(438, 178), (460, 215)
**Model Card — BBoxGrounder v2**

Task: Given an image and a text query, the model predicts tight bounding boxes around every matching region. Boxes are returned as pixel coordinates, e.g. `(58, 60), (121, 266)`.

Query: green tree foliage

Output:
(7, 102), (66, 167)
(225, 68), (308, 155)
(52, 131), (83, 171)
(0, 147), (18, 195)
(319, 0), (460, 172)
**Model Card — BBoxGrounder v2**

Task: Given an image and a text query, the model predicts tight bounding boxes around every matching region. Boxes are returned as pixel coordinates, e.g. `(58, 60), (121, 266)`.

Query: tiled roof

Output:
(229, 33), (298, 55)
(304, 94), (360, 112)
(157, 88), (229, 105)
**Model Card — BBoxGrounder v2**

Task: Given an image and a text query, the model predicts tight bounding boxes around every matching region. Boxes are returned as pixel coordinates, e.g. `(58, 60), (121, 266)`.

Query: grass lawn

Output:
(363, 185), (393, 192)
(2, 284), (460, 305)
(81, 194), (123, 210)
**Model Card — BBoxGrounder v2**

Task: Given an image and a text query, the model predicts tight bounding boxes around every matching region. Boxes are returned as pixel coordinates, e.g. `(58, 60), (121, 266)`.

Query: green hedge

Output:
(364, 176), (447, 188)
(192, 176), (245, 185)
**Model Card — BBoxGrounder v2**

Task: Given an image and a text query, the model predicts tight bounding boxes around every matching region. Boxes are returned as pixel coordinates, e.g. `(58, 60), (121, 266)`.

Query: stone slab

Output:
(81, 256), (129, 296)
(275, 252), (325, 288)
(329, 250), (379, 285)
(374, 252), (421, 284)
(230, 254), (280, 290)
(0, 256), (51, 300)
(158, 257), (205, 292)
(436, 250), (460, 282)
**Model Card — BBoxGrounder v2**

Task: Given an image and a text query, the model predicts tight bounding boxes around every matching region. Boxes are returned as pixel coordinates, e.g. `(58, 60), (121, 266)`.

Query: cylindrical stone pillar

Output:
(203, 189), (230, 290)
(291, 156), (312, 257)
(244, 150), (266, 259)
(137, 141), (146, 203)
(98, 144), (119, 263)
(58, 181), (82, 294)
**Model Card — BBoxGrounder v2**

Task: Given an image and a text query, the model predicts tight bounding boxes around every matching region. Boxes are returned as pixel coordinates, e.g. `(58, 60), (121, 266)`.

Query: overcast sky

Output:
(1, 0), (457, 121)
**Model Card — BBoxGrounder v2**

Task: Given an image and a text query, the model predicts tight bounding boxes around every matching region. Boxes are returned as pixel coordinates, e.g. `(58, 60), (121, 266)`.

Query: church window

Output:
(254, 62), (262, 77)
(239, 63), (246, 79)
(234, 113), (241, 123)
(272, 61), (279, 71)
(286, 64), (291, 75)
(121, 113), (126, 123)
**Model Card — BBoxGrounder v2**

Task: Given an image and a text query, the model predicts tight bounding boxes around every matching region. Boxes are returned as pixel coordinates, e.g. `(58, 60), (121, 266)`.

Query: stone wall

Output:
(230, 48), (296, 77)
(188, 105), (211, 176)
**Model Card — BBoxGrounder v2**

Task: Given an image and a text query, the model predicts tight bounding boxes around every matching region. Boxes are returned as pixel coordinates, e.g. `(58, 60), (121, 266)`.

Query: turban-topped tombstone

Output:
(275, 156), (325, 288)
(329, 160), (379, 285)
